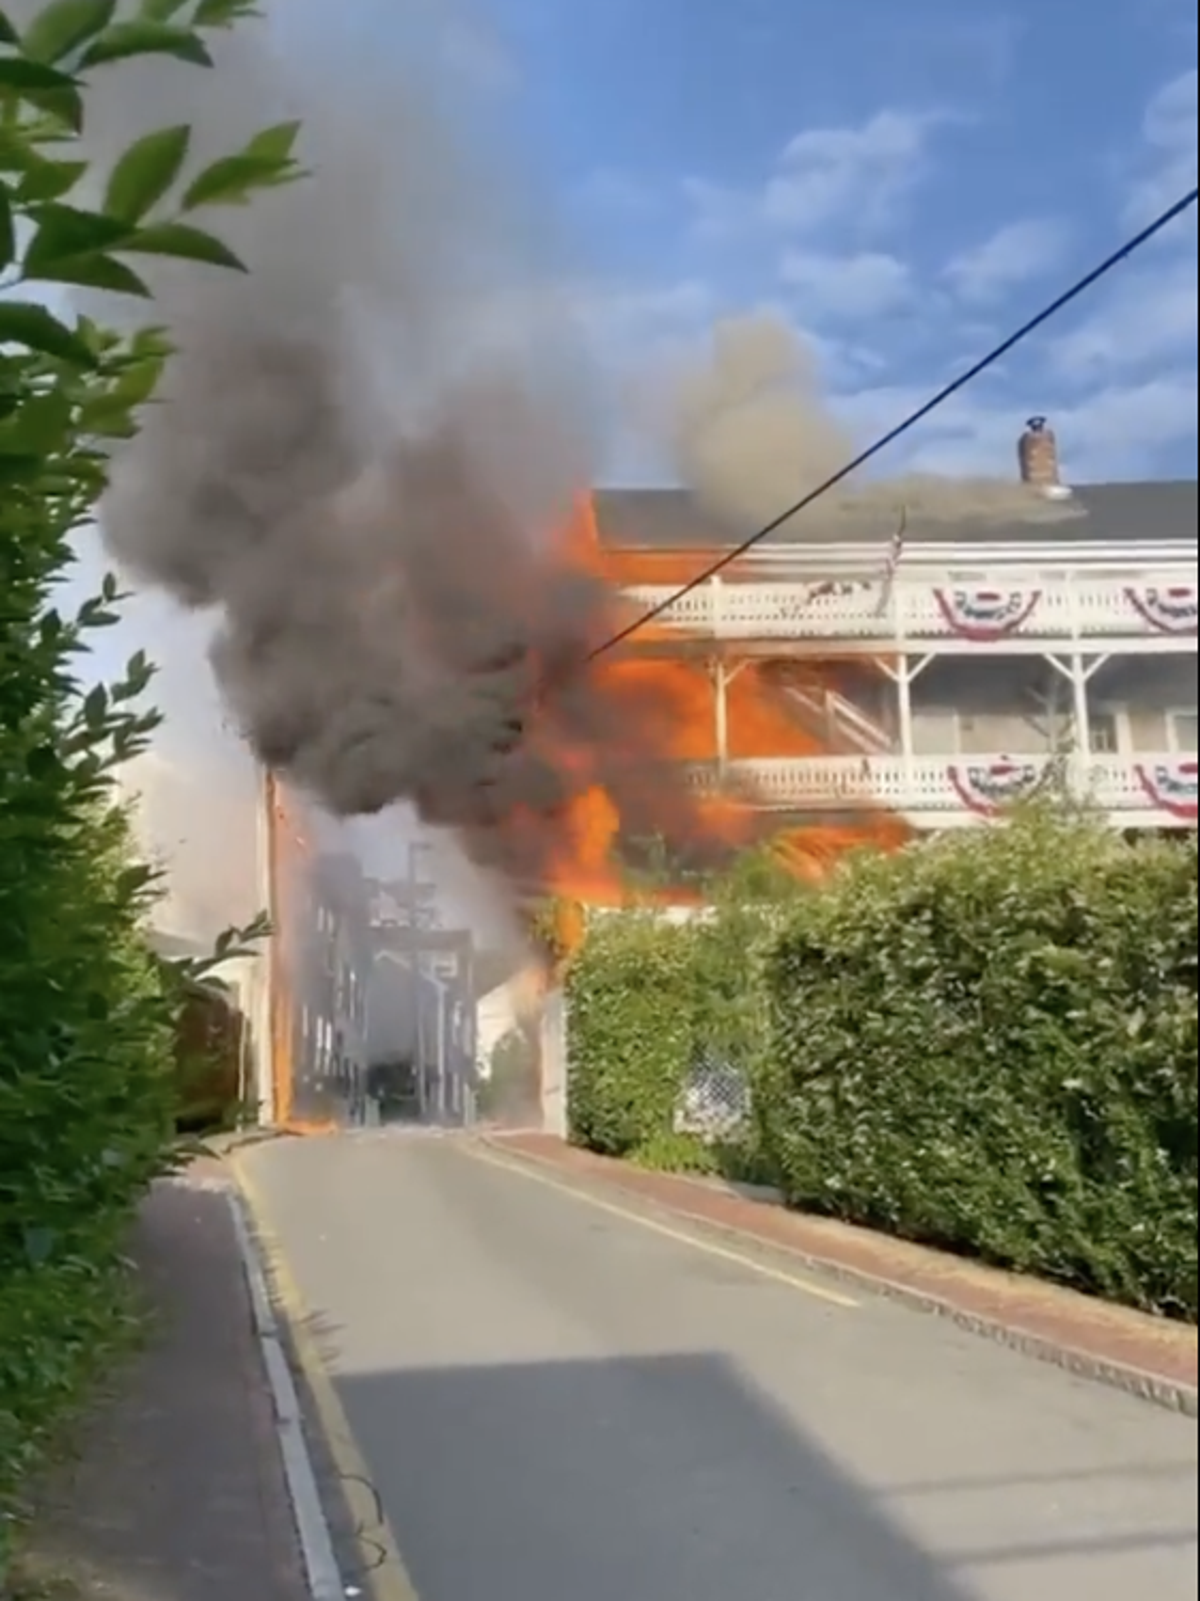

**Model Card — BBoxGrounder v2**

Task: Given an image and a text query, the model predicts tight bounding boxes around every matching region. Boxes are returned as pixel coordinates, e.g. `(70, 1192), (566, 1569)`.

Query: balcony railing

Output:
(623, 573), (1199, 645)
(688, 751), (1198, 826)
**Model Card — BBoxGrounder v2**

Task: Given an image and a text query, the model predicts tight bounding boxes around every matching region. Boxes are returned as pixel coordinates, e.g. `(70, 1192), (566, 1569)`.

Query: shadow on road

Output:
(336, 1351), (979, 1601)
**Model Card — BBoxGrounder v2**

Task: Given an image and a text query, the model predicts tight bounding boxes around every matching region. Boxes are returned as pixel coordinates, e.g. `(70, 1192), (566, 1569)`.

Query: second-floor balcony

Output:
(622, 561), (1198, 652)
(687, 751), (1198, 830)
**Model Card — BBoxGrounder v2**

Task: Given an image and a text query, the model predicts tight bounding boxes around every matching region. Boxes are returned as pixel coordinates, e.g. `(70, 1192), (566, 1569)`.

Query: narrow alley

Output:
(240, 1132), (1198, 1601)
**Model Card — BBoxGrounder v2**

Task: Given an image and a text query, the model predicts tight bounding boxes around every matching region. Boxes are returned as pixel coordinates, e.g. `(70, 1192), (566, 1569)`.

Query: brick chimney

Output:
(1018, 415), (1061, 490)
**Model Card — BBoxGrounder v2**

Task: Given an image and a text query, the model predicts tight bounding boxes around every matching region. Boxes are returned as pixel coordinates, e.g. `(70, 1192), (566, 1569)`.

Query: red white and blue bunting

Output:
(933, 588), (1041, 641)
(1123, 586), (1198, 636)
(1133, 759), (1198, 821)
(946, 759), (1048, 816)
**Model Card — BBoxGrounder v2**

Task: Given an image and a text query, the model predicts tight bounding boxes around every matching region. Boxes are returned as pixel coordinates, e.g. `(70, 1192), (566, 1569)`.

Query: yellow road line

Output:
(232, 1155), (422, 1601)
(465, 1142), (859, 1310)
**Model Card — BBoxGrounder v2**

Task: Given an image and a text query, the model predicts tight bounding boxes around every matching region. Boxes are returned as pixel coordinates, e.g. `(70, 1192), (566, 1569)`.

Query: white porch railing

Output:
(688, 752), (1198, 827)
(622, 572), (1199, 645)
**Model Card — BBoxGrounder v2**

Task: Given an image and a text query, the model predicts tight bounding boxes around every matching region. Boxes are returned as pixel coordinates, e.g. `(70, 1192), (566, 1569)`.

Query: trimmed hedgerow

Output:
(760, 814), (1197, 1318)
(565, 850), (806, 1176)
(566, 814), (1198, 1320)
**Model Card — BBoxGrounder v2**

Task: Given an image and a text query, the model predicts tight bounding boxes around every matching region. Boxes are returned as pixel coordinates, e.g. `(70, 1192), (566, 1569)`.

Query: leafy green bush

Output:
(565, 872), (793, 1178)
(566, 816), (1197, 1319)
(567, 912), (702, 1157)
(1, 0), (298, 1556)
(760, 813), (1197, 1318)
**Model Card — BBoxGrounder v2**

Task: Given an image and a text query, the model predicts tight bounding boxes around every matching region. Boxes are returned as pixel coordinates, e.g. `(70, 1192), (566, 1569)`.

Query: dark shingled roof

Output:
(593, 480), (1198, 548)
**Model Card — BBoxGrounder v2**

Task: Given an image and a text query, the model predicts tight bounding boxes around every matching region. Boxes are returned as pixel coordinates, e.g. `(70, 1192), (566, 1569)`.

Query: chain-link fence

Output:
(673, 1047), (753, 1141)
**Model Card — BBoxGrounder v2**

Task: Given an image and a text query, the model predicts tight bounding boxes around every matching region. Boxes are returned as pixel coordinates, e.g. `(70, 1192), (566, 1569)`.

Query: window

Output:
(1168, 710), (1199, 754)
(1089, 711), (1119, 754)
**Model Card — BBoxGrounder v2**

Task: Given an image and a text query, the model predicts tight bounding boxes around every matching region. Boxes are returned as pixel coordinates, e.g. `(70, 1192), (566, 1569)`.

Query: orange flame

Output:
(454, 491), (907, 921)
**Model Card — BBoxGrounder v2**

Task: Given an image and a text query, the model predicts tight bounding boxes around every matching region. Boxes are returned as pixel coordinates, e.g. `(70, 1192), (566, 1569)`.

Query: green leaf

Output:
(242, 119), (301, 164)
(0, 9), (19, 44)
(24, 742), (60, 778)
(79, 19), (213, 68)
(0, 57), (78, 91)
(28, 251), (153, 296)
(20, 0), (117, 64)
(83, 682), (108, 724)
(193, 0), (257, 24)
(0, 450), (43, 481)
(0, 179), (13, 272)
(100, 353), (165, 406)
(139, 0), (191, 17)
(103, 123), (190, 222)
(180, 151), (288, 210)
(0, 56), (83, 129)
(122, 218), (245, 269)
(0, 300), (98, 366)
(15, 156), (89, 203)
(24, 201), (132, 272)
(0, 385), (72, 454)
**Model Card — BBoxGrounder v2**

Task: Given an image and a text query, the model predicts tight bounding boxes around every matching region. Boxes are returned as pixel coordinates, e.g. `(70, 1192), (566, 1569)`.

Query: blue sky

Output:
(447, 0), (1197, 484)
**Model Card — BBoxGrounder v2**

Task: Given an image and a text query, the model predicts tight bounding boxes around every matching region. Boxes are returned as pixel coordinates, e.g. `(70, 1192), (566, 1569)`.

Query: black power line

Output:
(586, 184), (1199, 662)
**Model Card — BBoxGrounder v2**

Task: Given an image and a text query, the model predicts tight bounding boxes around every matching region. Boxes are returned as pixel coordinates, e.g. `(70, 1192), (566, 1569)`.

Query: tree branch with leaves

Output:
(0, 0), (306, 1561)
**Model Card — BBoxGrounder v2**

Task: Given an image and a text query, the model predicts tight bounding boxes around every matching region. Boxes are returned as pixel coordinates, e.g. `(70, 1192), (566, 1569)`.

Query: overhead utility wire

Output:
(585, 184), (1199, 662)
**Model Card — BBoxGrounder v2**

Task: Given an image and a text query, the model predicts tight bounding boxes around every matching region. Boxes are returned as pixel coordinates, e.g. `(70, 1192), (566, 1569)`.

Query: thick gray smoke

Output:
(67, 1), (604, 843)
(664, 312), (1083, 537)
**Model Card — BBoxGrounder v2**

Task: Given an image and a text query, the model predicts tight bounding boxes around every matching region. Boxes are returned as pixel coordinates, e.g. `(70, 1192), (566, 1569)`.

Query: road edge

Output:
(230, 1154), (422, 1601)
(480, 1135), (1199, 1419)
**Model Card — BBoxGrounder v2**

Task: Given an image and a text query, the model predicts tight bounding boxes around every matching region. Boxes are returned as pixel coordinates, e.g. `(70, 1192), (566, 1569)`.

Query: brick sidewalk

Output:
(14, 1162), (309, 1601)
(488, 1132), (1198, 1412)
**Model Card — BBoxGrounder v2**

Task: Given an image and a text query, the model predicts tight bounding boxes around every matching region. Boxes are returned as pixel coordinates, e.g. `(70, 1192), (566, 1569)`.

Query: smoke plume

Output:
(663, 312), (1083, 538)
(66, 1), (609, 879)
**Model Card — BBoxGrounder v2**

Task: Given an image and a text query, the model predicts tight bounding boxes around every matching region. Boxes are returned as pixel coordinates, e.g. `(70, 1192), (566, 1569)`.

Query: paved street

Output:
(241, 1132), (1198, 1601)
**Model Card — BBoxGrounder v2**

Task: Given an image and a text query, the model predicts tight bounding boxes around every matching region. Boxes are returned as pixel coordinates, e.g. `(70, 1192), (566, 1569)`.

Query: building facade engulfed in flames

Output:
(456, 489), (909, 965)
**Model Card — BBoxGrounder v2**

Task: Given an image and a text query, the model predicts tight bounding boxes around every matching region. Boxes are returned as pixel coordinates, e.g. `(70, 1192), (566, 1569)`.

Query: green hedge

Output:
(566, 815), (1198, 1320)
(566, 890), (788, 1178)
(1, 1), (292, 1559)
(567, 913), (703, 1159)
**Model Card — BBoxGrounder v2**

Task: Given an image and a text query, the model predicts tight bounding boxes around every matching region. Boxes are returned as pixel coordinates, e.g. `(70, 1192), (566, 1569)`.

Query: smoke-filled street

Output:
(239, 1132), (1197, 1601)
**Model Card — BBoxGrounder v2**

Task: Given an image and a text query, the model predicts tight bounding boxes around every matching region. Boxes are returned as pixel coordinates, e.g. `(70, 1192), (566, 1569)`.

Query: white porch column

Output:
(878, 653), (931, 785)
(713, 659), (729, 774)
(1046, 653), (1110, 797)
(1069, 652), (1091, 759)
(897, 656), (914, 771)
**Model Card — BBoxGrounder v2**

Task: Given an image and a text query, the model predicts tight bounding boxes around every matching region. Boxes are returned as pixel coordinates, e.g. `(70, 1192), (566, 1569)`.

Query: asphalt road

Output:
(242, 1132), (1198, 1601)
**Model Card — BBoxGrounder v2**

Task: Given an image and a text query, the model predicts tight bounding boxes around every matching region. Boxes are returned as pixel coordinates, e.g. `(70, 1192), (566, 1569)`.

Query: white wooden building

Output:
(602, 421), (1197, 832)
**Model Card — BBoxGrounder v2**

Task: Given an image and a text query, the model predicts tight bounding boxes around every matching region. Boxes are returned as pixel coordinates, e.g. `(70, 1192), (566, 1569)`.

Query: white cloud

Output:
(1124, 68), (1198, 227)
(1048, 255), (1197, 378)
(572, 279), (716, 351)
(762, 109), (939, 234)
(1052, 374), (1198, 479)
(683, 108), (945, 243)
(826, 368), (1197, 483)
(779, 249), (913, 320)
(943, 219), (1071, 305)
(1044, 72), (1197, 402)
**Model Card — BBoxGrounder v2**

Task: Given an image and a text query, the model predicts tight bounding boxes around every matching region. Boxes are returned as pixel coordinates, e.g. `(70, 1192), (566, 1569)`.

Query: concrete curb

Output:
(231, 1156), (423, 1601)
(226, 1186), (346, 1601)
(481, 1136), (1199, 1419)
